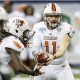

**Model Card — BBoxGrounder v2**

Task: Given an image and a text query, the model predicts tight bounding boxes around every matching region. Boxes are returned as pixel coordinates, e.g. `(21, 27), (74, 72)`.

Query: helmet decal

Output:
(52, 3), (56, 11)
(15, 19), (25, 28)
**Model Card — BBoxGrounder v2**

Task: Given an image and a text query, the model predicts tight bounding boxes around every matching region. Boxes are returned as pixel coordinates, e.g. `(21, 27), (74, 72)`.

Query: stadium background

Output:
(0, 0), (80, 80)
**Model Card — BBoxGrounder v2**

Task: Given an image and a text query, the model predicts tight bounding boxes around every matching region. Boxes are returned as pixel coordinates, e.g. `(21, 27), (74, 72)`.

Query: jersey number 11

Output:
(45, 41), (56, 54)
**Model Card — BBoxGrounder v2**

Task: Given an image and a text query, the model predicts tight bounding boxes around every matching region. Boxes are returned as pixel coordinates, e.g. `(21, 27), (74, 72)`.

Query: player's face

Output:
(45, 14), (61, 29)
(46, 15), (59, 22)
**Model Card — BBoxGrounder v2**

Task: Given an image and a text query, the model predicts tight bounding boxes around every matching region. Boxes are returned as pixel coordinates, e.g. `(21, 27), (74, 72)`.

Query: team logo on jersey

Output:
(39, 28), (46, 33)
(56, 28), (61, 32)
(43, 36), (58, 40)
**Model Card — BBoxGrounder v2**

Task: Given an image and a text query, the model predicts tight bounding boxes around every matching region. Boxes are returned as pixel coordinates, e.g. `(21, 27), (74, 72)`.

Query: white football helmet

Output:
(7, 17), (31, 42)
(43, 3), (62, 28)
(0, 7), (8, 21)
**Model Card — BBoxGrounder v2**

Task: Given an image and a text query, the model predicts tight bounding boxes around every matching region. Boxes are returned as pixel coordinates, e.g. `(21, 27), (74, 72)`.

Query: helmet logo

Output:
(15, 19), (25, 28)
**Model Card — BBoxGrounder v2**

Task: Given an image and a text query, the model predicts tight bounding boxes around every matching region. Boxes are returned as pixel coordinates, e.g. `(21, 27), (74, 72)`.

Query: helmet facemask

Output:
(44, 13), (62, 28)
(19, 29), (33, 44)
(19, 29), (29, 43)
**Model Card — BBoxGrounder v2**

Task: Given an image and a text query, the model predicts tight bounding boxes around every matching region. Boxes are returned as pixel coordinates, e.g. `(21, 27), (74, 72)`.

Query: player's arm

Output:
(46, 33), (72, 65)
(5, 48), (42, 76)
(53, 28), (75, 59)
(53, 34), (70, 59)
(46, 26), (75, 65)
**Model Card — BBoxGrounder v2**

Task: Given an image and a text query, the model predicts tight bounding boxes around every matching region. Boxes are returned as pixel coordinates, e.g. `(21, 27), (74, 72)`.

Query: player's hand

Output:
(34, 52), (42, 64)
(31, 66), (44, 76)
(46, 53), (54, 65)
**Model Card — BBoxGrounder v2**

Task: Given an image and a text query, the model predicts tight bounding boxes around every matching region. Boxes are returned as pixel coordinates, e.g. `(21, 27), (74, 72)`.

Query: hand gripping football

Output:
(36, 52), (49, 65)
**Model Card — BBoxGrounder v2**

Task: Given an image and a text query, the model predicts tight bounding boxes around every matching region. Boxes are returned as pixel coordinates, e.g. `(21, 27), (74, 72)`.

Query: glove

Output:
(31, 66), (42, 76)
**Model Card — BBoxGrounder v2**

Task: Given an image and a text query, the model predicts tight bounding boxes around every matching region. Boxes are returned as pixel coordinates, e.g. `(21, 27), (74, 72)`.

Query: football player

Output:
(32, 3), (75, 80)
(0, 7), (42, 76)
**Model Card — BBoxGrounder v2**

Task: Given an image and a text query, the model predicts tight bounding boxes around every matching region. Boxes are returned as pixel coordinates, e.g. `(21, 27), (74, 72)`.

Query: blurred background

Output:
(0, 0), (80, 80)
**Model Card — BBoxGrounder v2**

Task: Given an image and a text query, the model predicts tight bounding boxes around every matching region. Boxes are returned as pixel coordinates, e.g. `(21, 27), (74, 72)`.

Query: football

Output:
(37, 53), (49, 64)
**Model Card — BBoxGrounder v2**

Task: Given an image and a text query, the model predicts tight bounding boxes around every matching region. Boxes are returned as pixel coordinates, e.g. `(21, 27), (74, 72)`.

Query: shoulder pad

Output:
(5, 36), (24, 52)
(61, 22), (74, 35)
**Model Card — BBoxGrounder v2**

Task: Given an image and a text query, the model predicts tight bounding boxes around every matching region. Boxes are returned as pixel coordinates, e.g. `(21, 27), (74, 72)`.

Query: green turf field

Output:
(74, 74), (80, 79)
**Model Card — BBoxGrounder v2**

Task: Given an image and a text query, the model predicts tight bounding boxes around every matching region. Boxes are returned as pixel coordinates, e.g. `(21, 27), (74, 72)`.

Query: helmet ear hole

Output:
(15, 29), (18, 33)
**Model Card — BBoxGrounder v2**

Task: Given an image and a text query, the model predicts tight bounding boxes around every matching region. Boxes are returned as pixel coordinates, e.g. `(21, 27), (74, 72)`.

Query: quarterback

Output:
(32, 3), (75, 80)
(0, 7), (42, 77)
